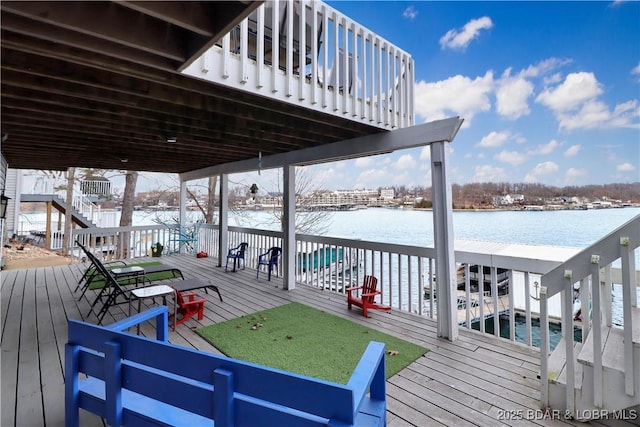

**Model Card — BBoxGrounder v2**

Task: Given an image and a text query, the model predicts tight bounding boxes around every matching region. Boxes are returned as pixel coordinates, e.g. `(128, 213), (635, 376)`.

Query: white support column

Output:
(283, 165), (296, 290)
(218, 174), (229, 268)
(431, 141), (457, 341)
(179, 181), (187, 254)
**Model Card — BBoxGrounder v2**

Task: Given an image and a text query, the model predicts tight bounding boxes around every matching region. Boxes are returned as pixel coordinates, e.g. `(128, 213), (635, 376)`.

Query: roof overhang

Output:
(1, 1), (384, 175)
(181, 117), (464, 181)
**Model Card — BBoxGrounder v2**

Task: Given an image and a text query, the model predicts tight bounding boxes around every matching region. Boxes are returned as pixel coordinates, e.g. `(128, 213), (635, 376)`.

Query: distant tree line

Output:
(386, 182), (640, 209)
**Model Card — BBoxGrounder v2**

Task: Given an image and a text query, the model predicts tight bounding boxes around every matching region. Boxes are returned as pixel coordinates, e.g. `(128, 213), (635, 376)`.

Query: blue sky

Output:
(296, 0), (639, 191)
(24, 1), (640, 195)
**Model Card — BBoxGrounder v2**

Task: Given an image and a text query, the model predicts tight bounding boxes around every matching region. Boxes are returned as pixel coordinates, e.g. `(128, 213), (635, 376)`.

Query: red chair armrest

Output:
(181, 298), (206, 307)
(361, 291), (381, 298)
(345, 286), (363, 292)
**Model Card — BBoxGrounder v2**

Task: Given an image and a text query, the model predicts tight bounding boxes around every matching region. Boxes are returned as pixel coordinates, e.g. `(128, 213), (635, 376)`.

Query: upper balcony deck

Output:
(183, 0), (414, 131)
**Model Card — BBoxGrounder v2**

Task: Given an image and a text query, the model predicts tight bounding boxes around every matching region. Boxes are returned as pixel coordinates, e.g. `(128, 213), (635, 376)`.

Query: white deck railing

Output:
(86, 224), (590, 343)
(183, 0), (414, 130)
(69, 221), (640, 354)
(538, 214), (640, 413)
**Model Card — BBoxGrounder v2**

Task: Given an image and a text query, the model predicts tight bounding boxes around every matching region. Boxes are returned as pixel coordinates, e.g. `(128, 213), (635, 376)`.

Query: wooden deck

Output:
(1, 255), (637, 427)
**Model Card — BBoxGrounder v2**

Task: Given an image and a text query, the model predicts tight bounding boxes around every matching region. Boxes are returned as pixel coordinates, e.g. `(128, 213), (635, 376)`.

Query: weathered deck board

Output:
(0, 255), (633, 427)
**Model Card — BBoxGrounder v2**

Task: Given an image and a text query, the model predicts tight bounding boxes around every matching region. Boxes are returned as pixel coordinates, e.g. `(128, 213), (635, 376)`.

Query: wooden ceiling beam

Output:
(1, 61), (363, 145)
(117, 1), (216, 37)
(1, 1), (187, 61)
(1, 17), (179, 72)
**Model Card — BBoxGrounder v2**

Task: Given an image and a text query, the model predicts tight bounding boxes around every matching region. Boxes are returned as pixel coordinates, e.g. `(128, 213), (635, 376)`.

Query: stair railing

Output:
(54, 180), (98, 226)
(539, 214), (639, 415)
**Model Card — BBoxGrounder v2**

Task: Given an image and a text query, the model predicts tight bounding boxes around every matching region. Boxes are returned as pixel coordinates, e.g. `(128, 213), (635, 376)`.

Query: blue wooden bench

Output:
(65, 306), (387, 427)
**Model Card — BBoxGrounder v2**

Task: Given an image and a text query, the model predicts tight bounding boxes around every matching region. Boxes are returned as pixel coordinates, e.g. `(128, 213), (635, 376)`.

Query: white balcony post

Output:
(431, 141), (457, 341)
(179, 181), (188, 254)
(283, 165), (296, 290)
(218, 174), (229, 268)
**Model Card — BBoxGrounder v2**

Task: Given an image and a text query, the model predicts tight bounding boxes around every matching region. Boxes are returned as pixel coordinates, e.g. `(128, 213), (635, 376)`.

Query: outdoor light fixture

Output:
(166, 136), (177, 143)
(0, 191), (10, 220)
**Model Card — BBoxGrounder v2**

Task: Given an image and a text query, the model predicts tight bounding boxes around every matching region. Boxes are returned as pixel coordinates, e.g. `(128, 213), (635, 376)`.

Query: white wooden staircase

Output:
(541, 214), (640, 420)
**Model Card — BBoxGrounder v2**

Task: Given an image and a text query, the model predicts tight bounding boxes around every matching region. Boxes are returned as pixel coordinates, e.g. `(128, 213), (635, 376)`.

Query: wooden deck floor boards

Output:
(0, 255), (635, 427)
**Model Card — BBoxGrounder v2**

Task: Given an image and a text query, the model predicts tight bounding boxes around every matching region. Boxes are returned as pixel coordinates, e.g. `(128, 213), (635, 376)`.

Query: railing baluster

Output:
(590, 255), (603, 408)
(620, 237), (634, 395)
(478, 264), (485, 334)
(540, 285), (550, 408)
(508, 270), (515, 341)
(491, 266), (499, 338)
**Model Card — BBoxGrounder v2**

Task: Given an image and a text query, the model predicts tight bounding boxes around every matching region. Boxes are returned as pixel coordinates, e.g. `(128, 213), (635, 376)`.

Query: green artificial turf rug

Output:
(196, 302), (428, 384)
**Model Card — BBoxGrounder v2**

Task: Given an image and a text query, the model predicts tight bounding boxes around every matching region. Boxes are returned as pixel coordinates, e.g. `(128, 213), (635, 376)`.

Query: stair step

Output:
(578, 307), (640, 370)
(548, 337), (583, 389)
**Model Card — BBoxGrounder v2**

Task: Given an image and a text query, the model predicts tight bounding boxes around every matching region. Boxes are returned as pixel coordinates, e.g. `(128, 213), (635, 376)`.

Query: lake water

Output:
(21, 206), (640, 249)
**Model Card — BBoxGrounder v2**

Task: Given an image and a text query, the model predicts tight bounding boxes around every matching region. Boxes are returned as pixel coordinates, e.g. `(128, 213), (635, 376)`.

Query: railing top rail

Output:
(72, 224), (169, 234)
(542, 214), (640, 297)
(310, 0), (412, 59)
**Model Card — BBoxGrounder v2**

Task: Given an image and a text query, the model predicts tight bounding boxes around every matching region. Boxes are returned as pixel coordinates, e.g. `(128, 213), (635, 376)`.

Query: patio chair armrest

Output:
(182, 292), (199, 301)
(104, 260), (128, 268)
(361, 291), (381, 298)
(345, 286), (363, 292)
(181, 298), (206, 307)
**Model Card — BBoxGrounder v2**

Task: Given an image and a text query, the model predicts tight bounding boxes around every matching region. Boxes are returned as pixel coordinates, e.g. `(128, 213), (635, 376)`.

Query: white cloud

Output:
(414, 71), (494, 126)
(419, 146), (431, 160)
(527, 139), (561, 155)
(524, 161), (559, 182)
(632, 64), (640, 82)
(354, 157), (373, 168)
(402, 5), (418, 20)
(535, 72), (640, 131)
(471, 165), (507, 182)
(618, 162), (636, 171)
(496, 69), (534, 119)
(536, 72), (603, 112)
(439, 16), (493, 51)
(564, 168), (587, 184)
(521, 57), (572, 79)
(311, 167), (345, 189)
(557, 99), (640, 131)
(395, 154), (417, 170)
(494, 150), (527, 166)
(477, 130), (511, 148)
(564, 144), (581, 157)
(543, 72), (564, 86)
(355, 168), (395, 189)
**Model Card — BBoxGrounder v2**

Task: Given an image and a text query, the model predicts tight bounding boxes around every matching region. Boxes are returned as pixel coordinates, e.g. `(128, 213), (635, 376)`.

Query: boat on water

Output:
(457, 264), (509, 295)
(423, 263), (509, 300)
(296, 243), (360, 291)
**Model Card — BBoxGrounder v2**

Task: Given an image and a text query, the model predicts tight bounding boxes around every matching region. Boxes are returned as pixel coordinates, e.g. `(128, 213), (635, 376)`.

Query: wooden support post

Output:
(431, 141), (457, 341)
(45, 201), (52, 250)
(283, 165), (296, 290)
(218, 174), (229, 268)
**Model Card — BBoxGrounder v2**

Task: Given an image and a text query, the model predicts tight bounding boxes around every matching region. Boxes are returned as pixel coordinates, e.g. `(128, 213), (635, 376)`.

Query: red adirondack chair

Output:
(346, 275), (391, 317)
(171, 289), (206, 326)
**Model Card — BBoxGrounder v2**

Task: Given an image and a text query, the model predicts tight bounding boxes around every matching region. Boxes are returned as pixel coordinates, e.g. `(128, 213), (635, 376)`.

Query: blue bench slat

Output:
(78, 349), (214, 418)
(234, 396), (328, 427)
(79, 377), (212, 427)
(66, 308), (387, 427)
(70, 320), (355, 419)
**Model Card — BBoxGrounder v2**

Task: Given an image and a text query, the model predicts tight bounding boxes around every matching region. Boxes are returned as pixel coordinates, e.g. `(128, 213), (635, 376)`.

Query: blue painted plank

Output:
(66, 311), (388, 427)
